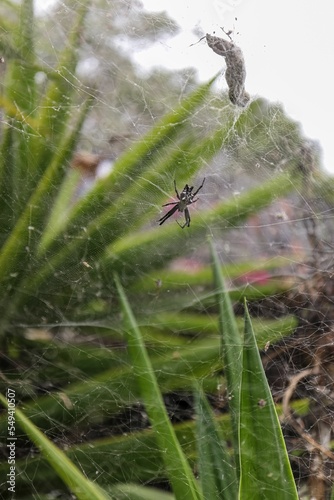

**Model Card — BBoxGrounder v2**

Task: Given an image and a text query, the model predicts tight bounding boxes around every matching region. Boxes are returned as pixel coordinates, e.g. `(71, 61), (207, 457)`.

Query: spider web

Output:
(1, 1), (334, 499)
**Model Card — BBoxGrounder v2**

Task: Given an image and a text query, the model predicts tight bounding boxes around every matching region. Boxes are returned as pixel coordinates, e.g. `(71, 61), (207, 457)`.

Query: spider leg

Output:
(159, 204), (179, 225)
(174, 180), (180, 200)
(162, 201), (179, 207)
(176, 220), (186, 229)
(184, 207), (191, 227)
(192, 177), (206, 197)
(176, 207), (191, 228)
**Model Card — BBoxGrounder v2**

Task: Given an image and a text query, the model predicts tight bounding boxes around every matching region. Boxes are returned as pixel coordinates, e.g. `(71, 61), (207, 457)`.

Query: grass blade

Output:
(0, 95), (94, 298)
(0, 393), (110, 500)
(114, 274), (202, 500)
(31, 0), (90, 174)
(209, 238), (242, 462)
(238, 302), (298, 499)
(109, 484), (175, 499)
(195, 387), (238, 499)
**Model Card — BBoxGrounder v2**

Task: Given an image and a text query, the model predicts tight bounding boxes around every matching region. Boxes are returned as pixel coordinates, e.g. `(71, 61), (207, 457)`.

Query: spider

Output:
(159, 178), (205, 228)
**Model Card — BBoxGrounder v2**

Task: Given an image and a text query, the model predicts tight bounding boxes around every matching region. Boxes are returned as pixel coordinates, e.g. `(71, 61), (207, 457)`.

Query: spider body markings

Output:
(159, 178), (205, 228)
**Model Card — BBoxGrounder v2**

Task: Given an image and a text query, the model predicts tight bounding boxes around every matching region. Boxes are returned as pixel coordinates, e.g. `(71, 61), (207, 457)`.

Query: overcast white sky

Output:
(135, 0), (334, 174)
(37, 0), (334, 174)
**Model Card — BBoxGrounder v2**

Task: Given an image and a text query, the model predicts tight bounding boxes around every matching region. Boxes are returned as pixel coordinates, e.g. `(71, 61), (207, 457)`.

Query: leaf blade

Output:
(209, 238), (243, 461)
(238, 302), (298, 500)
(195, 386), (238, 499)
(0, 393), (111, 500)
(114, 274), (203, 500)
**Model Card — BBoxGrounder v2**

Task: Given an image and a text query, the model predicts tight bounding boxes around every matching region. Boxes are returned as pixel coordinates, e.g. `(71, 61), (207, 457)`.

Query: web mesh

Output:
(0, 1), (333, 498)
